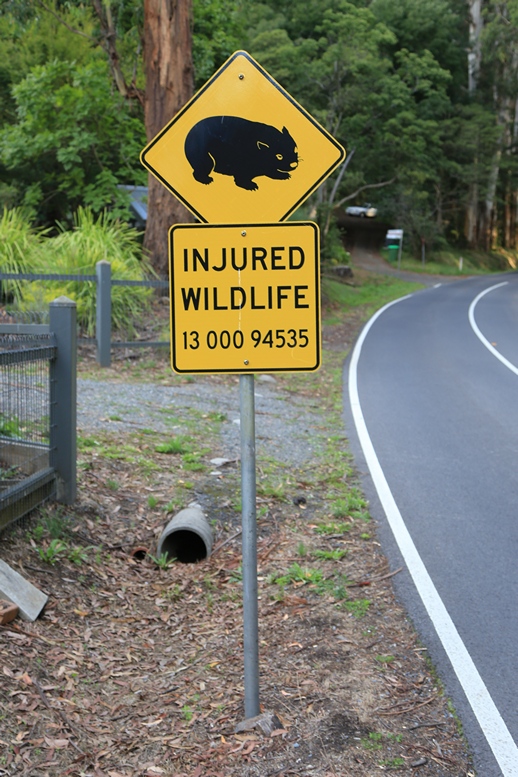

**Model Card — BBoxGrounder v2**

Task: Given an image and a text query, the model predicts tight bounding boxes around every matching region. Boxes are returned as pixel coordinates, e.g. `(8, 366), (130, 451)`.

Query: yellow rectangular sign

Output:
(169, 222), (320, 373)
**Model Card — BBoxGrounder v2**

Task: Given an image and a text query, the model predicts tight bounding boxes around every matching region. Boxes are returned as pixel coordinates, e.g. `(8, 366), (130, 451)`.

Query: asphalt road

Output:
(343, 272), (518, 776)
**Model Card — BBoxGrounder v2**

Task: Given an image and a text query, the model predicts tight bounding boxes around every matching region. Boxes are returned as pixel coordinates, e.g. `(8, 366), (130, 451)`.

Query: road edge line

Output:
(348, 295), (518, 777)
(468, 282), (517, 374)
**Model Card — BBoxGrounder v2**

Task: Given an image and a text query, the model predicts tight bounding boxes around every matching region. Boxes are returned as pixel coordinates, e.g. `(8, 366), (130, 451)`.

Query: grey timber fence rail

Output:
(0, 261), (169, 367)
(0, 298), (77, 533)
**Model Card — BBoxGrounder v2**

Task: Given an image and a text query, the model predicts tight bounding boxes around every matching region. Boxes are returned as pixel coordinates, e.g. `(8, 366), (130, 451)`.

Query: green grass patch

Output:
(342, 598), (371, 617)
(321, 275), (423, 324)
(312, 548), (347, 560)
(382, 245), (514, 275)
(155, 437), (191, 455)
(314, 521), (351, 536)
(269, 563), (351, 602)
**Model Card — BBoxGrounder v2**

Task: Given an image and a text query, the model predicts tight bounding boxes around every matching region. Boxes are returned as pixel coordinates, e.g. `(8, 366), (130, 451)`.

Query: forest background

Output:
(0, 0), (516, 277)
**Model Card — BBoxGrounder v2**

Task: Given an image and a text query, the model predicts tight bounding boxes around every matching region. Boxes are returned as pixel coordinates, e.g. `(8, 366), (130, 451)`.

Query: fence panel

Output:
(0, 266), (169, 366)
(0, 298), (77, 532)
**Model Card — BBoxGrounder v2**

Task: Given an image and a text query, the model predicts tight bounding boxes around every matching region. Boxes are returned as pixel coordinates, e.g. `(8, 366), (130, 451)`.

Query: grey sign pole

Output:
(239, 373), (260, 718)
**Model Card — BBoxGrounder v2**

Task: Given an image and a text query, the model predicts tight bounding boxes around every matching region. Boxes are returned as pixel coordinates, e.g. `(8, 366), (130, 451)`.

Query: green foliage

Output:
(36, 538), (67, 565)
(0, 58), (145, 224)
(343, 598), (371, 617)
(313, 548), (347, 560)
(182, 452), (206, 471)
(67, 546), (91, 565)
(314, 521), (351, 535)
(270, 563), (351, 602)
(272, 562), (324, 587)
(2, 0), (518, 253)
(0, 412), (21, 437)
(0, 1), (98, 124)
(149, 552), (175, 569)
(18, 208), (153, 336)
(155, 437), (191, 455)
(0, 208), (45, 302)
(332, 491), (369, 520)
(362, 732), (384, 750)
(321, 276), (423, 321)
(193, 0), (245, 87)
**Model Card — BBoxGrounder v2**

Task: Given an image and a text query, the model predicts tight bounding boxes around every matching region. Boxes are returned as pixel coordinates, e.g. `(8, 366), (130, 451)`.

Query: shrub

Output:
(21, 207), (154, 335)
(0, 208), (45, 303)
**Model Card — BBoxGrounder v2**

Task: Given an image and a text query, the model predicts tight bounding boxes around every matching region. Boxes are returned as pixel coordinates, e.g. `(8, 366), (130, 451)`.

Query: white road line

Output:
(468, 282), (518, 374)
(348, 295), (518, 776)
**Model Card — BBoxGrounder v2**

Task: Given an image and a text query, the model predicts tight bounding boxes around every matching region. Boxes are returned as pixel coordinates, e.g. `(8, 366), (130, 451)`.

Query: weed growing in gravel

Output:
(380, 757), (405, 768)
(332, 489), (369, 519)
(271, 563), (324, 587)
(77, 435), (100, 450)
(36, 539), (67, 565)
(343, 598), (371, 617)
(148, 552), (175, 569)
(164, 584), (183, 601)
(155, 437), (190, 454)
(181, 452), (206, 471)
(102, 443), (140, 461)
(137, 456), (161, 474)
(375, 654), (396, 664)
(270, 563), (351, 603)
(29, 507), (69, 541)
(67, 546), (91, 565)
(314, 521), (351, 536)
(257, 479), (286, 499)
(362, 732), (384, 750)
(313, 548), (347, 560)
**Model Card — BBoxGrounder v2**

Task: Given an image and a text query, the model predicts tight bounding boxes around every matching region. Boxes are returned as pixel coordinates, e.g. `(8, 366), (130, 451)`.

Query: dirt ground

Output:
(0, 265), (475, 777)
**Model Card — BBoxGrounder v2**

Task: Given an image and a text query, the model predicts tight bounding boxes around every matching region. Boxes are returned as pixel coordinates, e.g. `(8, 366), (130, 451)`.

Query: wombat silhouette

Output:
(184, 115), (299, 191)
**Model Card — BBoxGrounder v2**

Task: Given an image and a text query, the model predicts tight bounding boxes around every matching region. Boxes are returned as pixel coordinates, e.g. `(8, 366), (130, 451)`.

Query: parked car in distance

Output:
(345, 203), (377, 218)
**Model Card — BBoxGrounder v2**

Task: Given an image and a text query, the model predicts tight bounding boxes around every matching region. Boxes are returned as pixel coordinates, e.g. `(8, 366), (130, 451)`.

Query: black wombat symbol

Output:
(184, 115), (299, 191)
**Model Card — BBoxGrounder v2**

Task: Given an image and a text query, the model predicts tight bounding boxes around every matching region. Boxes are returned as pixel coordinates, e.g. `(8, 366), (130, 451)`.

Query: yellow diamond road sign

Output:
(141, 51), (345, 223)
(169, 222), (320, 373)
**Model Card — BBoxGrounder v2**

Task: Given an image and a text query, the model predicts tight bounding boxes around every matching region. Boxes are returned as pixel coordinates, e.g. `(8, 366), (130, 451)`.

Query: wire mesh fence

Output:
(0, 333), (57, 531)
(1, 265), (169, 366)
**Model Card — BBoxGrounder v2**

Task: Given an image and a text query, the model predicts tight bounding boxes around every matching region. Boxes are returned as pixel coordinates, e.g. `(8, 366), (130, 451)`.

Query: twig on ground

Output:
(32, 677), (85, 753)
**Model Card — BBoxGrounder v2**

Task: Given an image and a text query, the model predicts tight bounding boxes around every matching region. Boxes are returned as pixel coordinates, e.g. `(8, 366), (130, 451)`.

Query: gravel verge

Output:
(77, 374), (325, 468)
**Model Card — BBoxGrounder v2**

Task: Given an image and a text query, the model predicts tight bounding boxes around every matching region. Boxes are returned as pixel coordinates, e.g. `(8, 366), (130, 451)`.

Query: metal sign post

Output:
(239, 373), (260, 717)
(141, 48), (345, 722)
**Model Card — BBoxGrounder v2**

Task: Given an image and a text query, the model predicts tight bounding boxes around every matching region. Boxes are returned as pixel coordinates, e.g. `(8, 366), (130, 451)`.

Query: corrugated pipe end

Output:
(157, 503), (213, 563)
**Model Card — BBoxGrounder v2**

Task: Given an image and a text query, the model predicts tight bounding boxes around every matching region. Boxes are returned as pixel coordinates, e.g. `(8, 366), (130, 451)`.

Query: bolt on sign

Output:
(141, 51), (345, 224)
(169, 222), (320, 373)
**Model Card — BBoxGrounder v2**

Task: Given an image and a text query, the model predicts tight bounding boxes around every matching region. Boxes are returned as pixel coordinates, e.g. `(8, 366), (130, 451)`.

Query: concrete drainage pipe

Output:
(157, 503), (213, 563)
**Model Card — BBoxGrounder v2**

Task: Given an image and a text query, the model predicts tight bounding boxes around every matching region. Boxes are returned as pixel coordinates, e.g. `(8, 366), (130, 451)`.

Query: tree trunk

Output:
(465, 0), (483, 247)
(468, 0), (483, 93)
(143, 0), (194, 277)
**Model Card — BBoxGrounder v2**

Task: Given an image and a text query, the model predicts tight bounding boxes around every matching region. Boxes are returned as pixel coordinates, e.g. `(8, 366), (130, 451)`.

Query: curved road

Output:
(343, 273), (518, 776)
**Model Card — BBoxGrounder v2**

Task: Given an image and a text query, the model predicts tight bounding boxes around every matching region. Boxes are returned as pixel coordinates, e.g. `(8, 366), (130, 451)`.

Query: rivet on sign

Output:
(241, 230), (247, 236)
(244, 360), (249, 365)
(239, 74), (245, 80)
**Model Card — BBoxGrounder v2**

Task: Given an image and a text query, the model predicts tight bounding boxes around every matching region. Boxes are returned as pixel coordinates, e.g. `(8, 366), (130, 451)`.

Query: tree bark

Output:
(143, 0), (194, 276)
(468, 0), (483, 94)
(465, 0), (483, 247)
